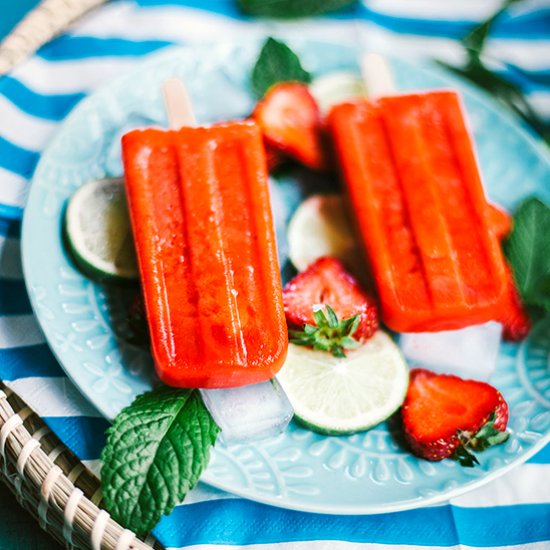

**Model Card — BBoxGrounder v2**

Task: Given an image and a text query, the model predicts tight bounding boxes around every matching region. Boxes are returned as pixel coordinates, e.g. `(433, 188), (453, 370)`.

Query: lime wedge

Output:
(287, 193), (361, 273)
(310, 71), (366, 114)
(64, 178), (138, 283)
(277, 332), (409, 435)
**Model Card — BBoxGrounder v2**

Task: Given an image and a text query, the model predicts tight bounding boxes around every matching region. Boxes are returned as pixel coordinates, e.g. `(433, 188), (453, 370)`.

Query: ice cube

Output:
(398, 321), (502, 382)
(199, 378), (294, 445)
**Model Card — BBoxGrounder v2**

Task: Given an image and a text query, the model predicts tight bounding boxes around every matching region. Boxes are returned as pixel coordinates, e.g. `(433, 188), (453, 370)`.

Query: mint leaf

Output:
(437, 0), (550, 141)
(438, 59), (548, 138)
(531, 274), (550, 312)
(238, 0), (357, 19)
(504, 198), (550, 312)
(462, 0), (521, 55)
(251, 37), (311, 98)
(101, 386), (220, 536)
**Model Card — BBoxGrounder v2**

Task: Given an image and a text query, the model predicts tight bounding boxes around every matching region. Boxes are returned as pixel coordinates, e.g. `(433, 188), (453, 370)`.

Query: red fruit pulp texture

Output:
(282, 256), (379, 341)
(402, 368), (509, 461)
(122, 122), (288, 388)
(501, 278), (532, 341)
(328, 92), (513, 333)
(264, 141), (286, 171)
(486, 202), (512, 241)
(254, 82), (329, 172)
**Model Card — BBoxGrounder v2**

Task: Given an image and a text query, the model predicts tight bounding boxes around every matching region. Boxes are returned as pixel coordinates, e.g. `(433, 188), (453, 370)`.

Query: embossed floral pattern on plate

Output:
(22, 40), (550, 514)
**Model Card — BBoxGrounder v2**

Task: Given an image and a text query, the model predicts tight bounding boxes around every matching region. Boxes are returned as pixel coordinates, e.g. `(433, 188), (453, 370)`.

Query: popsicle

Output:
(122, 81), (288, 388)
(327, 55), (511, 333)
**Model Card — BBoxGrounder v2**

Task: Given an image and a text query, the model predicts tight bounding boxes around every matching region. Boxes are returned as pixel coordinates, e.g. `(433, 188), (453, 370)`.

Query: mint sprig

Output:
(251, 37), (311, 98)
(238, 0), (358, 19)
(101, 386), (220, 536)
(290, 305), (361, 358)
(504, 197), (550, 316)
(437, 0), (549, 143)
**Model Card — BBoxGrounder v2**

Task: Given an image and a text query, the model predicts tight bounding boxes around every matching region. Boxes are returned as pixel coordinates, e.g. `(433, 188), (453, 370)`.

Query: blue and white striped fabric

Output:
(1, 1), (550, 548)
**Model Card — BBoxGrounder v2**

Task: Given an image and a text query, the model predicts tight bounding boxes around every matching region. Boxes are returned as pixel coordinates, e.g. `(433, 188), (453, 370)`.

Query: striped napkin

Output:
(1, 1), (550, 548)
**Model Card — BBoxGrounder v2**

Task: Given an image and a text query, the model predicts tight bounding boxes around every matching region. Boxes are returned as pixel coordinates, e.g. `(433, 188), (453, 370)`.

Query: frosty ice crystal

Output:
(399, 321), (502, 382)
(200, 379), (294, 445)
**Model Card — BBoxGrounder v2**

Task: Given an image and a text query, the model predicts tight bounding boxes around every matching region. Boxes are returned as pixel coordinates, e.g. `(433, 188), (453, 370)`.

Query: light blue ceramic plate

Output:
(22, 40), (550, 514)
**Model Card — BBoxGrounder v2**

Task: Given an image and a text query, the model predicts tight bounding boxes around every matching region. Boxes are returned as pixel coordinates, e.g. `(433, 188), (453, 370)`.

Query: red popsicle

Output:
(122, 83), (287, 388)
(328, 56), (511, 332)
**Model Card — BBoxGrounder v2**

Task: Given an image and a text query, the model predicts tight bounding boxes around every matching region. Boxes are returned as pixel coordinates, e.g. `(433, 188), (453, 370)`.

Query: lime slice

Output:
(64, 177), (138, 283)
(309, 71), (366, 114)
(277, 332), (409, 435)
(287, 194), (361, 273)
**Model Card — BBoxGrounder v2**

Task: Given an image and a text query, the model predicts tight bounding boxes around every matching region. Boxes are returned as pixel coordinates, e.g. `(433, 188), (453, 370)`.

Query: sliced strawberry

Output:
(253, 82), (329, 171)
(402, 368), (509, 465)
(282, 256), (378, 341)
(265, 141), (286, 171)
(501, 280), (532, 341)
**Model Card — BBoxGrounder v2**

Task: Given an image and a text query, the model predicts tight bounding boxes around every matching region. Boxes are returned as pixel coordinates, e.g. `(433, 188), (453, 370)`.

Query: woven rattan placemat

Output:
(0, 382), (161, 550)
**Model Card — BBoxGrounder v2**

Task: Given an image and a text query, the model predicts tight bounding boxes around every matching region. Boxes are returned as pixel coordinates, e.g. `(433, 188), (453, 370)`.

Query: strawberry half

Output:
(486, 202), (512, 241)
(502, 291), (532, 341)
(253, 82), (329, 171)
(402, 368), (509, 466)
(283, 256), (378, 342)
(501, 272), (532, 342)
(265, 142), (286, 172)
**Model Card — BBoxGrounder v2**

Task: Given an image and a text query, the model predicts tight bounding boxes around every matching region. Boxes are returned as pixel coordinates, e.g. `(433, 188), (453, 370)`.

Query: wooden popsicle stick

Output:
(359, 53), (396, 99)
(115, 78), (197, 265)
(162, 78), (197, 129)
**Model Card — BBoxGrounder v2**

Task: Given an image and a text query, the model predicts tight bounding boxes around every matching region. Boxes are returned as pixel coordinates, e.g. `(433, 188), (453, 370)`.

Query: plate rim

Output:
(21, 39), (550, 516)
(203, 430), (550, 514)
